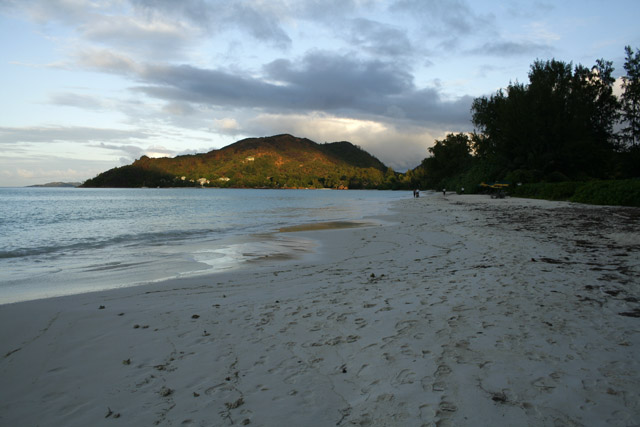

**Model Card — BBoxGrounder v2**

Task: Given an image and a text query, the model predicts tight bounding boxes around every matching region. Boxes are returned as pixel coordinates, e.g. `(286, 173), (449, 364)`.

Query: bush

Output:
(505, 169), (543, 184)
(544, 171), (570, 183)
(509, 181), (581, 201)
(510, 179), (640, 206)
(571, 180), (640, 207)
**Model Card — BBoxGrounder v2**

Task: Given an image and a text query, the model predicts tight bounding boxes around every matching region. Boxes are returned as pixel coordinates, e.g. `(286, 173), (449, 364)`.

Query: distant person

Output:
(416, 189), (420, 198)
(413, 189), (416, 198)
(442, 188), (446, 196)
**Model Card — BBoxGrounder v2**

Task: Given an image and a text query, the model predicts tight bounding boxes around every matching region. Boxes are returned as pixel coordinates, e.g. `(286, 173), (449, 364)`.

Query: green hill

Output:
(82, 134), (405, 189)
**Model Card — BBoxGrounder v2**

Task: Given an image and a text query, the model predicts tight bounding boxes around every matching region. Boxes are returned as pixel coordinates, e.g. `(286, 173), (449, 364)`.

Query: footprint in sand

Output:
(391, 369), (416, 386)
(438, 400), (458, 413)
(395, 320), (418, 335)
(434, 364), (452, 379)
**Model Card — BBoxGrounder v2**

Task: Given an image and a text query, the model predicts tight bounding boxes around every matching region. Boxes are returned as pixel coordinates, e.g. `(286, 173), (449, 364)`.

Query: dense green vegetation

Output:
(411, 46), (640, 207)
(508, 180), (640, 207)
(83, 134), (411, 190)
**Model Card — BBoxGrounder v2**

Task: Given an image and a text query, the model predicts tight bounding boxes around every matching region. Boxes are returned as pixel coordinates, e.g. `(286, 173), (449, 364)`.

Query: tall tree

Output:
(417, 133), (472, 188)
(620, 46), (640, 148)
(471, 58), (619, 180)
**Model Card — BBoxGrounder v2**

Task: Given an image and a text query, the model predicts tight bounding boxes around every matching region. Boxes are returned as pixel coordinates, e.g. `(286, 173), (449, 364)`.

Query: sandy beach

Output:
(1, 194), (639, 426)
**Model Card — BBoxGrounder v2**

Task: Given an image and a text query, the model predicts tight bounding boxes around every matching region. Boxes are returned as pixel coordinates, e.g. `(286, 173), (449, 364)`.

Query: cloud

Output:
(505, 1), (555, 19)
(48, 93), (108, 110)
(0, 155), (120, 186)
(212, 118), (241, 134)
(12, 0), (290, 62)
(81, 14), (196, 60)
(131, 0), (292, 48)
(22, 0), (94, 25)
(0, 126), (150, 144)
(524, 21), (560, 44)
(346, 18), (414, 58)
(472, 40), (552, 57)
(3, 0), (499, 178)
(92, 142), (177, 162)
(242, 112), (449, 170)
(76, 48), (472, 129)
(75, 48), (142, 76)
(162, 102), (196, 116)
(390, 0), (494, 37)
(263, 51), (414, 104)
(14, 167), (85, 180)
(230, 3), (292, 49)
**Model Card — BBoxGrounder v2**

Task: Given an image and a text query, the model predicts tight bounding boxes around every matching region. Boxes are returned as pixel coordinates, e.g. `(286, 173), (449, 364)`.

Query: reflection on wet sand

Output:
(279, 220), (373, 233)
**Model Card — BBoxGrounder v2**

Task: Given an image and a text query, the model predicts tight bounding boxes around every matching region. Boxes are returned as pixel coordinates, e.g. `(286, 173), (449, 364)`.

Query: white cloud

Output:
(0, 156), (118, 186)
(213, 118), (240, 133)
(15, 167), (84, 180)
(143, 146), (174, 158)
(525, 21), (561, 43)
(0, 125), (150, 144)
(243, 112), (447, 170)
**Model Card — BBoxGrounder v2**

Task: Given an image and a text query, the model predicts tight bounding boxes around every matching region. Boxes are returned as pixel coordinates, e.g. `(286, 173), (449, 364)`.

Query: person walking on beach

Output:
(442, 188), (446, 196)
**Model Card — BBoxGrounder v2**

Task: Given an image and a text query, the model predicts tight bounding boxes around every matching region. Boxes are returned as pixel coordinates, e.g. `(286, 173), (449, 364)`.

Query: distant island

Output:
(82, 134), (410, 190)
(28, 182), (82, 188)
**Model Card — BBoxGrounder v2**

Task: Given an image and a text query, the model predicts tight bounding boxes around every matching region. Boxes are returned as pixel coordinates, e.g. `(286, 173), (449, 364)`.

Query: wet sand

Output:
(1, 194), (639, 426)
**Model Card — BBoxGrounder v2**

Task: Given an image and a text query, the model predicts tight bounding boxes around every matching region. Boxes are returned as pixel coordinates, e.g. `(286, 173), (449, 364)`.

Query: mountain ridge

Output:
(82, 134), (407, 189)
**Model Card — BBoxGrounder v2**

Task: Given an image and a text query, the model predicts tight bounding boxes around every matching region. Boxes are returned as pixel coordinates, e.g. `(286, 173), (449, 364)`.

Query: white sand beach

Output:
(1, 194), (639, 426)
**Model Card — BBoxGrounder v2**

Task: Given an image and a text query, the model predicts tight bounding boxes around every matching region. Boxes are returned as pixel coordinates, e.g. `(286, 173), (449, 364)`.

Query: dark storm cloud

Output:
(132, 62), (286, 108)
(263, 51), (414, 101)
(96, 50), (471, 128)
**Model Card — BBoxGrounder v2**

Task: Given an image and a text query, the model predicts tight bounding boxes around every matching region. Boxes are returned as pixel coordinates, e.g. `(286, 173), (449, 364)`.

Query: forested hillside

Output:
(83, 134), (408, 189)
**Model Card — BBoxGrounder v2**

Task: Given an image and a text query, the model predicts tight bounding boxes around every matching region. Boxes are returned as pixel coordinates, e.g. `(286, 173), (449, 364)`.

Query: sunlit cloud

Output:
(213, 118), (241, 134)
(242, 112), (450, 170)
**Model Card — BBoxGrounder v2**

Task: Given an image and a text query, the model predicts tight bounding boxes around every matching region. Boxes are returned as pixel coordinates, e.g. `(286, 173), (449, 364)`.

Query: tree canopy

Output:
(413, 48), (639, 192)
(471, 58), (619, 181)
(620, 45), (640, 149)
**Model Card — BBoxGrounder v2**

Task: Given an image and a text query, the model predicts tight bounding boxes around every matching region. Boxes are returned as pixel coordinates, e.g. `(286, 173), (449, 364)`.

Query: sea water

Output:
(0, 187), (406, 304)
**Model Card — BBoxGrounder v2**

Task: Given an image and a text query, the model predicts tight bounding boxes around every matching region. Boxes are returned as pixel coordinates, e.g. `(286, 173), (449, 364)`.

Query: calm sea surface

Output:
(0, 188), (406, 304)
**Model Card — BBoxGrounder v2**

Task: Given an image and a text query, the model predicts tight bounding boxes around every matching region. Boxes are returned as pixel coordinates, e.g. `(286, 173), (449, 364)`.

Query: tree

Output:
(471, 58), (619, 180)
(417, 133), (472, 188)
(620, 45), (640, 148)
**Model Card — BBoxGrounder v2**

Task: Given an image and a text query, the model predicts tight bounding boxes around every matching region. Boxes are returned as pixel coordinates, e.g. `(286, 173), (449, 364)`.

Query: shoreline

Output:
(0, 188), (404, 306)
(1, 195), (639, 426)
(0, 219), (377, 306)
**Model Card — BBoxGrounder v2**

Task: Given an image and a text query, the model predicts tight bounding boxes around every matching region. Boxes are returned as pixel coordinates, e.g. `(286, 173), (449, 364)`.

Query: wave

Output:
(0, 228), (223, 260)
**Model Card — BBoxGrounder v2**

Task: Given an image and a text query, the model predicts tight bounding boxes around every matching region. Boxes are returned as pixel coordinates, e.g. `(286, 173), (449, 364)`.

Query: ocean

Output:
(0, 187), (406, 304)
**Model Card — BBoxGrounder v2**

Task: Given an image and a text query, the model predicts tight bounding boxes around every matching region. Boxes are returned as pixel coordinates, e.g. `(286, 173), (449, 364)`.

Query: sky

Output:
(1, 0), (639, 186)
